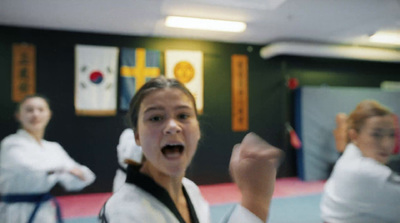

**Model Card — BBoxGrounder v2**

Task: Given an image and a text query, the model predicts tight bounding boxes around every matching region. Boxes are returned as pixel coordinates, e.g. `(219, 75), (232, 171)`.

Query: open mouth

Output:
(161, 144), (184, 159)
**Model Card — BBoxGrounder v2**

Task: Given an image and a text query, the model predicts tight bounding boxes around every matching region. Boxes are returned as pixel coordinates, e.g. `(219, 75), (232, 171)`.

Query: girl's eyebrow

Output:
(143, 106), (164, 114)
(370, 128), (396, 133)
(175, 105), (192, 110)
(144, 104), (193, 113)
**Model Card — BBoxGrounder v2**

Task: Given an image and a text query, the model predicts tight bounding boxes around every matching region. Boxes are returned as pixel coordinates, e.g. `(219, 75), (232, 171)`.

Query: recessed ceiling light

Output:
(369, 30), (400, 45)
(165, 16), (246, 33)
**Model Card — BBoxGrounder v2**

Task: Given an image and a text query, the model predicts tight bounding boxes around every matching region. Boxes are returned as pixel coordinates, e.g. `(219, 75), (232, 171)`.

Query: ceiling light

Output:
(165, 16), (246, 33)
(369, 30), (400, 45)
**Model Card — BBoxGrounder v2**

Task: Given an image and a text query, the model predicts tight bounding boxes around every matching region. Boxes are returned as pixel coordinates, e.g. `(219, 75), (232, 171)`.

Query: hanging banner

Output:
(231, 54), (248, 132)
(165, 50), (203, 114)
(12, 43), (36, 102)
(75, 44), (119, 116)
(120, 48), (161, 110)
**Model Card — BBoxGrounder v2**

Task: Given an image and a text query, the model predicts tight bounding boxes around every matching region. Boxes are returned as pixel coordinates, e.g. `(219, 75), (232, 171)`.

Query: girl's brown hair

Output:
(127, 76), (197, 132)
(347, 99), (393, 133)
(15, 94), (51, 113)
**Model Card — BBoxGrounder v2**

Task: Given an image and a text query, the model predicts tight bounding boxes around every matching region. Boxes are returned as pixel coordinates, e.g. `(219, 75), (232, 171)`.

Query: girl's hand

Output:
(69, 167), (86, 181)
(229, 132), (283, 222)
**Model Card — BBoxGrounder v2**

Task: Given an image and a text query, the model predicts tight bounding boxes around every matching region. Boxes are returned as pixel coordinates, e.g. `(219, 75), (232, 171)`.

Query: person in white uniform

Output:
(0, 94), (96, 223)
(100, 76), (283, 223)
(112, 128), (142, 192)
(321, 100), (400, 223)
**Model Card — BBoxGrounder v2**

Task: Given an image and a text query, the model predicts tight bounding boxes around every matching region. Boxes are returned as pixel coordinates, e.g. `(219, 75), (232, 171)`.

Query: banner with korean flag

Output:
(75, 44), (119, 116)
(165, 50), (204, 114)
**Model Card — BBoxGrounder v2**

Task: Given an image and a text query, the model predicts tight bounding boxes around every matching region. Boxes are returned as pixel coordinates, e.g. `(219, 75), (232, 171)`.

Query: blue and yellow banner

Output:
(120, 48), (160, 110)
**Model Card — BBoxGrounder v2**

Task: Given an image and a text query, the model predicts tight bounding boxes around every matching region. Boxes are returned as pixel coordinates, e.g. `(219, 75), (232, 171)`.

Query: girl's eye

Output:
(371, 133), (383, 138)
(149, 116), (163, 122)
(178, 113), (189, 120)
(25, 107), (34, 113)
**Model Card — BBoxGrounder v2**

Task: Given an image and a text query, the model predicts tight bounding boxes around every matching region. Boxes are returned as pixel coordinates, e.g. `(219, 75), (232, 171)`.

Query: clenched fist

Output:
(229, 132), (284, 222)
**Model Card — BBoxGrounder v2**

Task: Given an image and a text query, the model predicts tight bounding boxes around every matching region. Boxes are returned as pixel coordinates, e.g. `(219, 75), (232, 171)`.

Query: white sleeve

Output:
(117, 129), (142, 165)
(350, 159), (400, 221)
(57, 165), (96, 191)
(369, 171), (400, 221)
(51, 143), (96, 191)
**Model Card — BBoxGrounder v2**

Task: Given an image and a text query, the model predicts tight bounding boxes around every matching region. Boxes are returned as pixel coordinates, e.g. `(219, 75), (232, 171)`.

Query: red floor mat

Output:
(57, 177), (325, 218)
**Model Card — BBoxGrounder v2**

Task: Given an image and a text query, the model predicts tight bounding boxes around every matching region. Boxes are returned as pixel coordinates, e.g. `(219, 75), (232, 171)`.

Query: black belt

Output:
(118, 163), (127, 173)
(1, 192), (63, 223)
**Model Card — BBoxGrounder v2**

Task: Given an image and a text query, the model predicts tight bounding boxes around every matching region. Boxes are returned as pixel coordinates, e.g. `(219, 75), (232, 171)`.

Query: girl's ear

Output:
(348, 128), (358, 143)
(134, 131), (141, 146)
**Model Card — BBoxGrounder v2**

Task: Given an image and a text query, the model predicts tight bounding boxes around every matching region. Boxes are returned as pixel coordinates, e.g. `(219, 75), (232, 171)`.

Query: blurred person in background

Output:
(0, 94), (96, 223)
(321, 100), (400, 223)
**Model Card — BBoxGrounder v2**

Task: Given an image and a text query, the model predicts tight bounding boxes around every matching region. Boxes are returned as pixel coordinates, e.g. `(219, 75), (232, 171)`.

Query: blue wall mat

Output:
(269, 194), (322, 223)
(65, 217), (98, 223)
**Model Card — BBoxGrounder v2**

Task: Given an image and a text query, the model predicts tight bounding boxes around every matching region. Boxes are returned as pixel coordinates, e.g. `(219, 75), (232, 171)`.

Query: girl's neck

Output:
(24, 128), (44, 144)
(140, 162), (191, 223)
(140, 162), (184, 202)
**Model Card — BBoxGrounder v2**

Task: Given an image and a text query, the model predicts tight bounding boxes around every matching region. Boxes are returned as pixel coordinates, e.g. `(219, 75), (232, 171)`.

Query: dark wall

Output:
(1, 26), (400, 195)
(0, 26), (288, 195)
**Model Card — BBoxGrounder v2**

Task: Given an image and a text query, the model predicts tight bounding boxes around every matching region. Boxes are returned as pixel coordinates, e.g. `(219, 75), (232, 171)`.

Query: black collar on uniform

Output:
(126, 164), (199, 223)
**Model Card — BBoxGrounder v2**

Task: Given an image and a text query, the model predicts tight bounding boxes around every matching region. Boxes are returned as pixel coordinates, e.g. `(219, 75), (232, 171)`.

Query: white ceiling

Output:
(1, 0), (400, 49)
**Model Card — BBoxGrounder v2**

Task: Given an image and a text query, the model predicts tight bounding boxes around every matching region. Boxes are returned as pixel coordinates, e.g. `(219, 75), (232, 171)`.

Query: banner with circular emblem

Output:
(165, 50), (203, 114)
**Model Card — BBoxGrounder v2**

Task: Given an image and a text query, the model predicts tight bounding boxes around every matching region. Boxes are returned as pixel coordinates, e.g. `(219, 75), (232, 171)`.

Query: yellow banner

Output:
(12, 43), (36, 102)
(165, 50), (203, 114)
(231, 54), (248, 132)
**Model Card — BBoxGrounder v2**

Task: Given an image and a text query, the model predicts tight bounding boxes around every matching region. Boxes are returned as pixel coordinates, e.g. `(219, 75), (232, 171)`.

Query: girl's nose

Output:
(32, 109), (40, 116)
(382, 135), (395, 151)
(164, 119), (182, 134)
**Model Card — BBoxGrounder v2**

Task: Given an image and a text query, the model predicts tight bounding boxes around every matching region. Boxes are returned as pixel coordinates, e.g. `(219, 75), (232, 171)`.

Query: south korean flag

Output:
(75, 44), (119, 116)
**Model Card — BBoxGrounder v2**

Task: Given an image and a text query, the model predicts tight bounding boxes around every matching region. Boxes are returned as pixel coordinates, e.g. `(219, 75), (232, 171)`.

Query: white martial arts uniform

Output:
(0, 129), (96, 223)
(112, 128), (142, 192)
(320, 143), (400, 223)
(101, 165), (264, 223)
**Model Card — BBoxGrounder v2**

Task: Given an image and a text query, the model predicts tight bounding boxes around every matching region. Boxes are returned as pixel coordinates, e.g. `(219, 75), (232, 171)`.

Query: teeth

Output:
(166, 143), (182, 146)
(165, 152), (180, 158)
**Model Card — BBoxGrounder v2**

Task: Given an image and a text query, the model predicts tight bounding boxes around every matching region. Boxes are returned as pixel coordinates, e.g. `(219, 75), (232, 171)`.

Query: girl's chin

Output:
(377, 156), (389, 164)
(160, 165), (187, 178)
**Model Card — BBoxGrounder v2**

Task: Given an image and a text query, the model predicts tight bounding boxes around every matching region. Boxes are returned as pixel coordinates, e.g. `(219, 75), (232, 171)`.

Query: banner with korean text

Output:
(120, 48), (161, 110)
(231, 54), (248, 131)
(75, 44), (119, 116)
(12, 43), (36, 102)
(165, 50), (203, 114)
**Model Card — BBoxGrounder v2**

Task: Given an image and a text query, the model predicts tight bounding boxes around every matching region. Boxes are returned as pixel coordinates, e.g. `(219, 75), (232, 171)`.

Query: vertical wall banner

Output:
(120, 48), (161, 110)
(165, 50), (204, 114)
(12, 43), (36, 102)
(231, 54), (249, 132)
(75, 44), (119, 116)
